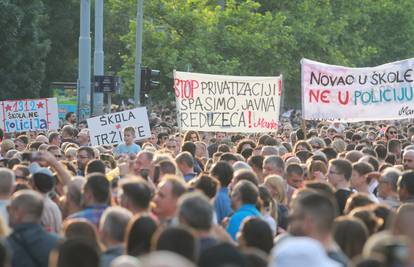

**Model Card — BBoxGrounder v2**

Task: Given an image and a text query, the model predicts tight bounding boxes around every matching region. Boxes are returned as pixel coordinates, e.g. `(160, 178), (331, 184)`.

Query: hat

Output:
(269, 237), (340, 267)
(29, 162), (54, 177)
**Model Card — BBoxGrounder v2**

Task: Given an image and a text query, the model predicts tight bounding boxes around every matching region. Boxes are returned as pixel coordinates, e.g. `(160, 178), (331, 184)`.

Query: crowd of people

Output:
(0, 109), (414, 267)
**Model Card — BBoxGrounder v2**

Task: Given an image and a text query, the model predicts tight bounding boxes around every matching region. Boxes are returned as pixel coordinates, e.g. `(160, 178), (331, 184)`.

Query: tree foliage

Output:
(2, 0), (414, 108)
(0, 0), (50, 99)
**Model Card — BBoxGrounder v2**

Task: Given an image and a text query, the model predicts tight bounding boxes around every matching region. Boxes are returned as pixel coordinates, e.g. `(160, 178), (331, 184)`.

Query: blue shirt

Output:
(214, 187), (233, 224)
(114, 143), (141, 156)
(226, 204), (261, 241)
(67, 205), (108, 228)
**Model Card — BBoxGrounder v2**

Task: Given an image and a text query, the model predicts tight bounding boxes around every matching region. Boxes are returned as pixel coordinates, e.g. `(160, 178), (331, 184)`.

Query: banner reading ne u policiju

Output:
(301, 58), (414, 122)
(174, 71), (282, 133)
(0, 98), (59, 133)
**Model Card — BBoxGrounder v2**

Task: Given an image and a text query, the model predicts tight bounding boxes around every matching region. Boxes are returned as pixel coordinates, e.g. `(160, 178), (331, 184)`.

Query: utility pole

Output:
(93, 0), (104, 115)
(134, 0), (144, 107)
(78, 0), (91, 122)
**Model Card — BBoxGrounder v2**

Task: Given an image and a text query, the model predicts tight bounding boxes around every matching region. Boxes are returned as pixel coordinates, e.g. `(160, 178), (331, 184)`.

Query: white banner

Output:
(0, 98), (59, 133)
(174, 71), (282, 133)
(301, 58), (414, 122)
(87, 107), (151, 146)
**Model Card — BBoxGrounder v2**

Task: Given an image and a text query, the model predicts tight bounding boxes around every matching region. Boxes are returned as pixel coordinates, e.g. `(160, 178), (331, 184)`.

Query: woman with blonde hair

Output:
(263, 175), (288, 230)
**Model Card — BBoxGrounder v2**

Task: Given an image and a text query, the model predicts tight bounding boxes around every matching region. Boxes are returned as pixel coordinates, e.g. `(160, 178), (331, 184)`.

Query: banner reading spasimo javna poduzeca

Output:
(174, 71), (282, 133)
(301, 58), (414, 122)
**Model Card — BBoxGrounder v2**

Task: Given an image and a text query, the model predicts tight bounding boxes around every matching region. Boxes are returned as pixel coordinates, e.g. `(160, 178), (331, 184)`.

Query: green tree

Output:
(41, 0), (79, 96)
(0, 0), (50, 99)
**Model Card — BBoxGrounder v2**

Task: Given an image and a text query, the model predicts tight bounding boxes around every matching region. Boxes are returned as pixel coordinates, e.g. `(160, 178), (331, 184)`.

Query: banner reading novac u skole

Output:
(174, 71), (282, 133)
(87, 107), (151, 146)
(0, 98), (59, 133)
(301, 58), (414, 122)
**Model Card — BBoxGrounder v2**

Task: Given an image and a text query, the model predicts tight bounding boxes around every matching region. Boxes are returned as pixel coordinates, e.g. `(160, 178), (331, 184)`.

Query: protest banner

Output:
(87, 107), (151, 146)
(301, 58), (414, 122)
(174, 71), (282, 133)
(0, 98), (59, 133)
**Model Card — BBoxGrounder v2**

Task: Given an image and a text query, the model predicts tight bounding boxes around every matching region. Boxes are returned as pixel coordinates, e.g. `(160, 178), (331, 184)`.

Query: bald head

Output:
(9, 190), (44, 227)
(403, 150), (414, 170)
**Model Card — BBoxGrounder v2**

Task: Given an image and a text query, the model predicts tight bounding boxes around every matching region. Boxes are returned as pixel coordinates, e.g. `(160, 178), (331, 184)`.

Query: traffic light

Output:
(140, 67), (160, 94)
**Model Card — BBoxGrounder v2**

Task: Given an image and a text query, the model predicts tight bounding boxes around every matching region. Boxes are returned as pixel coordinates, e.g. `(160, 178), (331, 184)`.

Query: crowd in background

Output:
(0, 109), (413, 267)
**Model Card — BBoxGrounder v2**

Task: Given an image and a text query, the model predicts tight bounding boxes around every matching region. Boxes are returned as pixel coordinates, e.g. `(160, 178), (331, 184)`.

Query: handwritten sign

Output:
(302, 58), (414, 122)
(87, 107), (151, 146)
(0, 98), (59, 133)
(174, 71), (282, 133)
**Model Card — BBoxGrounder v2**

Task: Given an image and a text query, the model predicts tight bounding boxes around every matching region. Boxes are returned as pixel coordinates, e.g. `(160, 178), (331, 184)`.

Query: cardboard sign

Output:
(174, 71), (282, 133)
(302, 58), (414, 122)
(0, 98), (59, 133)
(87, 107), (151, 146)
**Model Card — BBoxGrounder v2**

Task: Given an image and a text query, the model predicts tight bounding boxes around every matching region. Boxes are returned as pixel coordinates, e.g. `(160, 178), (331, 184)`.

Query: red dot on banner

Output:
(115, 124), (121, 129)
(5, 105), (12, 112)
(37, 102), (44, 109)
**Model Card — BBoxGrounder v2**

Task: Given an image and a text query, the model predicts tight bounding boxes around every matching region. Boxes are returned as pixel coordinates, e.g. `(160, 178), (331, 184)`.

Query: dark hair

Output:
(241, 148), (253, 160)
(32, 173), (55, 193)
(295, 150), (313, 163)
(15, 135), (29, 145)
(199, 243), (248, 267)
(374, 144), (387, 160)
(240, 218), (274, 254)
(7, 158), (21, 170)
(247, 155), (264, 171)
(78, 147), (95, 159)
(211, 161), (234, 187)
(219, 153), (239, 163)
(193, 175), (219, 199)
(234, 180), (259, 205)
(330, 159), (353, 181)
(48, 132), (60, 144)
(286, 163), (304, 177)
(65, 112), (75, 121)
(126, 215), (158, 256)
(234, 170), (259, 186)
(321, 147), (338, 161)
(236, 139), (256, 154)
(120, 179), (152, 210)
(181, 141), (196, 157)
(84, 173), (110, 204)
(63, 219), (100, 252)
(183, 130), (200, 142)
(333, 217), (368, 259)
(218, 144), (231, 153)
(398, 171), (414, 197)
(344, 193), (374, 214)
(353, 162), (374, 176)
(55, 239), (100, 267)
(297, 192), (337, 232)
(85, 159), (106, 175)
(154, 226), (197, 262)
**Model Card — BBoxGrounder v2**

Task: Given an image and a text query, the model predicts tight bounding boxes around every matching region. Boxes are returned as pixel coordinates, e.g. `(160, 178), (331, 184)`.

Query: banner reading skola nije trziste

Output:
(87, 107), (151, 146)
(174, 71), (282, 133)
(0, 98), (59, 133)
(302, 58), (414, 122)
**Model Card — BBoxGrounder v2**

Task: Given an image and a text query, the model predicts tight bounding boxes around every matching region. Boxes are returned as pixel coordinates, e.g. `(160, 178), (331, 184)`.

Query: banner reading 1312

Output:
(174, 71), (282, 133)
(301, 58), (414, 122)
(0, 98), (59, 133)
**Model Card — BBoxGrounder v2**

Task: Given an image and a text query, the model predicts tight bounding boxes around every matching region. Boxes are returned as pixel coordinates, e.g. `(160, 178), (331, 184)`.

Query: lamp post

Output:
(77, 0), (91, 121)
(93, 0), (105, 115)
(134, 0), (144, 107)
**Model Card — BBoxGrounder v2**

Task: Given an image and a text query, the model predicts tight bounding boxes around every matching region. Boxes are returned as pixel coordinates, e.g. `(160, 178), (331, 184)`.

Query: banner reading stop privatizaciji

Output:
(301, 58), (414, 122)
(174, 71), (282, 133)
